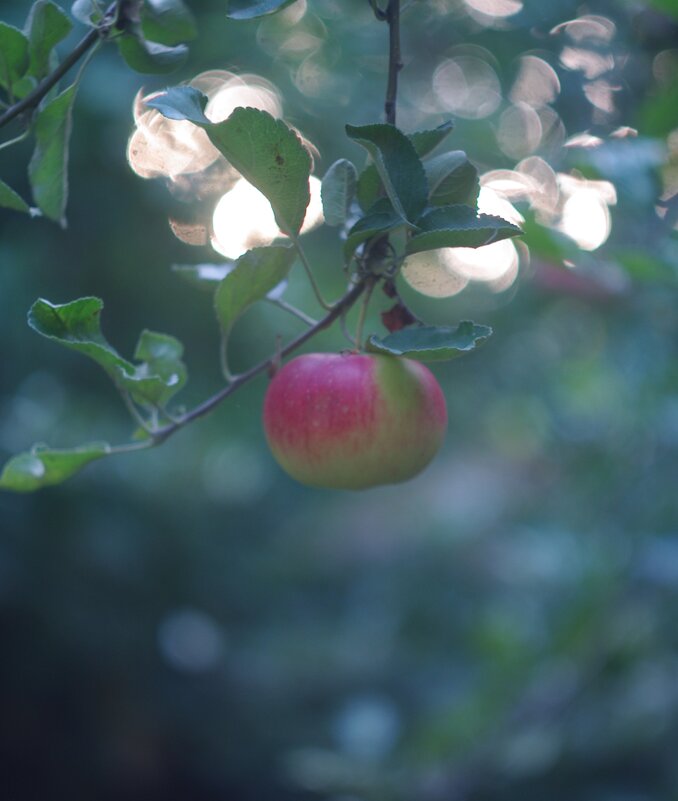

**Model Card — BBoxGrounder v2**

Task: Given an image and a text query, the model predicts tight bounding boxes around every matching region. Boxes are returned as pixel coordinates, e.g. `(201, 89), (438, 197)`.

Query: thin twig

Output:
(384, 0), (402, 125)
(0, 3), (118, 130)
(354, 279), (375, 350)
(0, 128), (29, 152)
(290, 235), (333, 311)
(149, 278), (368, 444)
(266, 297), (319, 327)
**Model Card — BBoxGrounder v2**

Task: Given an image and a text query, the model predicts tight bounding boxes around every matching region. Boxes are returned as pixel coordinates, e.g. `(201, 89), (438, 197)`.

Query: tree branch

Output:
(384, 0), (401, 125)
(0, 6), (118, 130)
(150, 277), (371, 445)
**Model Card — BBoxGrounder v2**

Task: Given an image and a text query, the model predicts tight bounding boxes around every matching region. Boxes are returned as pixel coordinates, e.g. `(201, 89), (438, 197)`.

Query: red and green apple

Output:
(262, 352), (447, 490)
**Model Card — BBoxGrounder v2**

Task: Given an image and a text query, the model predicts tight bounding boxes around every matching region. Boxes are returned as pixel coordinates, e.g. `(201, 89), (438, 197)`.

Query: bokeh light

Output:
(128, 70), (283, 192)
(463, 0), (523, 28)
(211, 176), (324, 259)
(557, 174), (616, 251)
(432, 52), (502, 119)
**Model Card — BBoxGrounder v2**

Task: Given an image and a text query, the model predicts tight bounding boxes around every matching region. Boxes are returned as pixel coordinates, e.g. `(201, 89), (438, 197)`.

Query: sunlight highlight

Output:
(432, 54), (502, 119)
(127, 71), (283, 188)
(462, 0), (522, 28)
(402, 186), (522, 297)
(212, 176), (324, 259)
(557, 175), (616, 251)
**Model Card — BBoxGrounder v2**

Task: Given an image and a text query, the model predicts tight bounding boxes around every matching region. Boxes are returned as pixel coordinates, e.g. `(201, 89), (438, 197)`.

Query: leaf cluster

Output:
(0, 2), (522, 491)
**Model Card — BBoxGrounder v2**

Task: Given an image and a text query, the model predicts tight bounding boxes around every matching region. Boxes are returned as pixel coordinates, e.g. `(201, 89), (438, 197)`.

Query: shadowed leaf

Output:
(367, 322), (492, 361)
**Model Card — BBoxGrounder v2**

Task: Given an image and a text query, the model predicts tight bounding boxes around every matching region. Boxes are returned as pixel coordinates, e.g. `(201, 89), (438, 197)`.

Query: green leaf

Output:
(355, 123), (455, 213)
(116, 33), (188, 74)
(407, 205), (521, 254)
(133, 330), (187, 406)
(355, 164), (382, 213)
(344, 209), (404, 261)
(425, 151), (479, 207)
(367, 322), (492, 361)
(11, 75), (37, 99)
(206, 107), (311, 236)
(346, 123), (428, 222)
(214, 246), (296, 338)
(28, 297), (185, 409)
(149, 95), (312, 234)
(321, 159), (357, 226)
(0, 178), (31, 214)
(0, 442), (110, 492)
(145, 85), (210, 123)
(141, 0), (197, 46)
(409, 120), (455, 157)
(28, 83), (77, 226)
(226, 0), (298, 20)
(0, 23), (29, 91)
(25, 0), (72, 80)
(29, 296), (136, 373)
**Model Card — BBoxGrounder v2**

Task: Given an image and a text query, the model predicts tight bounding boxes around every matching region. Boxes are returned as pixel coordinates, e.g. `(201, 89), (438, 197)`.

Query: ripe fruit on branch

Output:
(262, 352), (447, 490)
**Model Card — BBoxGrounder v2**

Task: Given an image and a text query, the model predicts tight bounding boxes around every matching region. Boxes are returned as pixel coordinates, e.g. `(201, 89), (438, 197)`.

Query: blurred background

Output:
(2, 0), (678, 798)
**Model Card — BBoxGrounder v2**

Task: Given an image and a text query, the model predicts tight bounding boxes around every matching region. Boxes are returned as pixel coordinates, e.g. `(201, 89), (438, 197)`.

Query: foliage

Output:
(1, 0), (678, 799)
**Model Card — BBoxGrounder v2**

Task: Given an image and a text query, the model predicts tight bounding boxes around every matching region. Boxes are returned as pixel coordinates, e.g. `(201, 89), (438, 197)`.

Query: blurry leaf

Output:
(28, 83), (77, 226)
(645, 0), (678, 19)
(321, 159), (357, 226)
(367, 322), (492, 361)
(145, 85), (210, 123)
(407, 205), (521, 254)
(641, 82), (678, 138)
(214, 245), (296, 339)
(521, 213), (579, 263)
(425, 151), (479, 207)
(172, 261), (235, 288)
(12, 75), (37, 99)
(0, 178), (31, 213)
(571, 138), (664, 207)
(70, 0), (104, 25)
(28, 297), (184, 408)
(116, 33), (188, 74)
(141, 0), (197, 46)
(614, 249), (676, 283)
(409, 120), (455, 157)
(344, 210), (404, 261)
(133, 330), (187, 406)
(346, 123), (428, 222)
(0, 23), (29, 91)
(24, 0), (72, 80)
(206, 108), (311, 236)
(0, 442), (110, 492)
(226, 0), (298, 19)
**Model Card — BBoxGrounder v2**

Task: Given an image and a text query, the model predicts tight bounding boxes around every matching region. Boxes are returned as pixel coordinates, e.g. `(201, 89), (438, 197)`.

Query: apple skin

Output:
(262, 352), (447, 490)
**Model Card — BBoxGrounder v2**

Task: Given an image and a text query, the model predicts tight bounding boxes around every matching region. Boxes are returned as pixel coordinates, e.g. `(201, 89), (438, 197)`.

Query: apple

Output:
(262, 352), (447, 489)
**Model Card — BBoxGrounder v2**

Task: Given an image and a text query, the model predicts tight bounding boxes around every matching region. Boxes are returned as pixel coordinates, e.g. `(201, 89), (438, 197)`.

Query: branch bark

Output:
(384, 0), (401, 125)
(150, 277), (371, 445)
(0, 6), (118, 130)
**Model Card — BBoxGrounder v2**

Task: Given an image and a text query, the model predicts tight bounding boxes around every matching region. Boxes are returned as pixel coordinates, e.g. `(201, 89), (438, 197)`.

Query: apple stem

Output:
(354, 279), (376, 351)
(219, 334), (236, 384)
(291, 235), (334, 311)
(145, 278), (370, 446)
